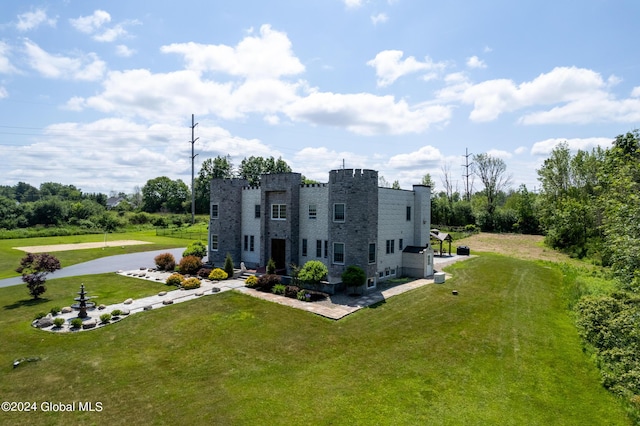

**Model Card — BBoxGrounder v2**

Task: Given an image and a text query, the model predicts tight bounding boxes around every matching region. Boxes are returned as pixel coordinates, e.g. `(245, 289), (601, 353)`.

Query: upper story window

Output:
(308, 204), (317, 219)
(386, 239), (395, 254)
(369, 243), (376, 264)
(271, 204), (287, 220)
(333, 203), (345, 222)
(211, 235), (219, 251)
(255, 204), (261, 218)
(406, 206), (411, 221)
(211, 204), (219, 219)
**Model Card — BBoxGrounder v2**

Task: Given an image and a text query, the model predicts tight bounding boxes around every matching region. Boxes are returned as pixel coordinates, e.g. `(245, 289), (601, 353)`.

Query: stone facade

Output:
(209, 169), (432, 292)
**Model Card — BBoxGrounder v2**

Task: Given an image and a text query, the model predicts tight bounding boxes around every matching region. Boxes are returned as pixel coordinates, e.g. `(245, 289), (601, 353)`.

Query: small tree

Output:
(342, 265), (366, 295)
(224, 252), (234, 278)
(298, 260), (328, 288)
(16, 253), (61, 299)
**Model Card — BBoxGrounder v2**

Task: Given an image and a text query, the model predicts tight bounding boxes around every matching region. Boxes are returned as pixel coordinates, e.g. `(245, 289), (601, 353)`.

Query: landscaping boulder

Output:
(98, 304), (106, 310)
(61, 306), (73, 313)
(143, 305), (153, 311)
(35, 316), (54, 328)
(195, 291), (204, 296)
(124, 298), (133, 305)
(162, 299), (174, 305)
(82, 319), (97, 329)
(120, 309), (130, 316)
(158, 291), (167, 296)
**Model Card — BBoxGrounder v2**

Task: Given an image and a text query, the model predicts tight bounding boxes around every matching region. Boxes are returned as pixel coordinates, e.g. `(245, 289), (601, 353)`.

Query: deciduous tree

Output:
(16, 253), (61, 299)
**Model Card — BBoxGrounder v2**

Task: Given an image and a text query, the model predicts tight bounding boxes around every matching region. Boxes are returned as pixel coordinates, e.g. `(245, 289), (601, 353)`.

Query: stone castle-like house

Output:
(208, 169), (434, 293)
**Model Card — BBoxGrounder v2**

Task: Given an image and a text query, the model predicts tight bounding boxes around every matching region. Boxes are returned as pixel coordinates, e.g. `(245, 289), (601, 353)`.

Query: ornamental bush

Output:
(272, 284), (286, 295)
(50, 306), (61, 316)
(257, 274), (280, 292)
(341, 265), (366, 294)
(298, 260), (328, 286)
(285, 285), (300, 298)
(111, 309), (122, 317)
(70, 318), (83, 329)
(197, 268), (212, 279)
(178, 255), (203, 276)
(182, 277), (201, 290)
(166, 273), (184, 287)
(183, 240), (207, 259)
(209, 268), (228, 281)
(245, 275), (259, 287)
(100, 313), (112, 324)
(154, 252), (176, 271)
(53, 317), (65, 328)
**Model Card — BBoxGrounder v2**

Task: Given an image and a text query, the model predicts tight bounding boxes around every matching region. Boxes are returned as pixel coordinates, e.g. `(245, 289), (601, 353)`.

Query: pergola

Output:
(430, 230), (453, 256)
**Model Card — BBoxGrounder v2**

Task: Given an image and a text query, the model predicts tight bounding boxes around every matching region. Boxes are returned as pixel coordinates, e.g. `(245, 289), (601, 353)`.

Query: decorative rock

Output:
(82, 319), (97, 329)
(240, 262), (247, 273)
(158, 291), (167, 296)
(120, 309), (130, 316)
(124, 298), (133, 305)
(195, 291), (204, 296)
(452, 290), (459, 295)
(36, 316), (54, 328)
(61, 306), (73, 313)
(143, 305), (153, 311)
(98, 304), (106, 310)
(162, 299), (174, 305)
(211, 287), (220, 293)
(140, 267), (146, 270)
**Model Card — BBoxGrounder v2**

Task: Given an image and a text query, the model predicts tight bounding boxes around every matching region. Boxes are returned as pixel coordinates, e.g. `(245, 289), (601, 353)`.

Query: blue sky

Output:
(1, 0), (639, 195)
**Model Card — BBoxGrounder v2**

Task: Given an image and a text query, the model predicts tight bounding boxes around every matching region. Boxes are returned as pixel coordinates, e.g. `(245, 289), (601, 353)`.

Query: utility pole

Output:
(190, 114), (199, 225)
(462, 148), (473, 202)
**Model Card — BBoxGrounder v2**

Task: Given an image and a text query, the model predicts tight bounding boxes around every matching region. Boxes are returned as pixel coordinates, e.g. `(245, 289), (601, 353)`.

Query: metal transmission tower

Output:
(462, 148), (473, 202)
(190, 114), (199, 225)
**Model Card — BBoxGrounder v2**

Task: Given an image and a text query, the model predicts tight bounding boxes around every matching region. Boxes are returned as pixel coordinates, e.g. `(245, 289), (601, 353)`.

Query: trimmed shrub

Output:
(154, 252), (176, 271)
(285, 285), (300, 298)
(166, 273), (184, 286)
(272, 284), (286, 295)
(111, 309), (122, 317)
(197, 268), (212, 279)
(100, 313), (112, 324)
(267, 258), (276, 275)
(209, 268), (228, 281)
(245, 275), (259, 287)
(50, 306), (61, 315)
(257, 274), (280, 292)
(342, 265), (366, 294)
(224, 253), (234, 278)
(53, 317), (65, 328)
(70, 318), (83, 329)
(178, 255), (203, 276)
(182, 277), (201, 290)
(183, 240), (207, 259)
(299, 260), (328, 286)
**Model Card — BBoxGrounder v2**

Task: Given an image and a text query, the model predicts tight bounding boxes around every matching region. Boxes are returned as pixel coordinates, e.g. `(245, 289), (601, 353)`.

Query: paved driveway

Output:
(0, 248), (187, 288)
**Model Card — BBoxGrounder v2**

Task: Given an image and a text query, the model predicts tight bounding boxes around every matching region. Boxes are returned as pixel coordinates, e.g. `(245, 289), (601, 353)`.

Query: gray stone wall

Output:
(328, 169), (378, 283)
(209, 178), (248, 267)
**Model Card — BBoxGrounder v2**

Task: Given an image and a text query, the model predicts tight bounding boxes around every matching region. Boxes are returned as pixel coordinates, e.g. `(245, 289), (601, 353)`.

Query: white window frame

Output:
(211, 204), (219, 219)
(271, 204), (287, 220)
(211, 234), (219, 251)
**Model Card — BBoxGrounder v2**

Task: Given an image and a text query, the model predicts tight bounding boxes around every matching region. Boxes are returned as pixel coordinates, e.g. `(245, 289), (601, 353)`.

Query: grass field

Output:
(0, 252), (631, 424)
(0, 230), (189, 279)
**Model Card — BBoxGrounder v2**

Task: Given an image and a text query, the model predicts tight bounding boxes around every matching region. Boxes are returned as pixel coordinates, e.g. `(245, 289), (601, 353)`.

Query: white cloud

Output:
(632, 86), (640, 98)
(387, 145), (443, 169)
(367, 50), (447, 87)
(69, 10), (111, 34)
(466, 55), (486, 69)
(530, 137), (613, 156)
(486, 149), (512, 159)
(161, 24), (304, 79)
(454, 66), (634, 123)
(23, 40), (106, 81)
(343, 0), (364, 9)
(0, 86), (7, 99)
(115, 45), (136, 57)
(16, 9), (57, 32)
(285, 91), (451, 135)
(371, 13), (388, 25)
(0, 41), (19, 74)
(94, 24), (129, 42)
(292, 147), (369, 181)
(514, 146), (528, 155)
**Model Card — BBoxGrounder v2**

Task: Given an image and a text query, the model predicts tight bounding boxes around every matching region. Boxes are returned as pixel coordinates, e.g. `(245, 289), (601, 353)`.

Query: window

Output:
(308, 204), (317, 219)
(211, 204), (219, 219)
(367, 278), (375, 288)
(316, 240), (322, 257)
(406, 206), (411, 221)
(244, 235), (249, 251)
(302, 239), (308, 257)
(255, 204), (261, 218)
(386, 239), (395, 254)
(250, 236), (255, 252)
(211, 235), (218, 251)
(399, 239), (403, 250)
(368, 243), (376, 264)
(333, 242), (345, 264)
(324, 240), (328, 258)
(271, 204), (286, 220)
(379, 271), (384, 278)
(333, 203), (345, 222)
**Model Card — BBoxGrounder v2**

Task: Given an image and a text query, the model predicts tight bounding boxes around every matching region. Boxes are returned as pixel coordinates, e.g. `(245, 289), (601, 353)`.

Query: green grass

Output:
(0, 254), (631, 425)
(0, 230), (190, 279)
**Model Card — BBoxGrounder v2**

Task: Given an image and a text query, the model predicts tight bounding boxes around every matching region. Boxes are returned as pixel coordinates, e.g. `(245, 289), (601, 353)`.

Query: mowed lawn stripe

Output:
(0, 255), (630, 425)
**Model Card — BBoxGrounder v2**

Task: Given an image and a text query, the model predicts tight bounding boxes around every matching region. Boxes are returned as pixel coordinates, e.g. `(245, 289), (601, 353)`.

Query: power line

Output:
(462, 148), (473, 202)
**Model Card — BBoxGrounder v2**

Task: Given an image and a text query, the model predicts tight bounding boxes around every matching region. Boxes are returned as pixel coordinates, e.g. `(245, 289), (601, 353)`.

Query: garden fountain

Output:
(71, 284), (95, 318)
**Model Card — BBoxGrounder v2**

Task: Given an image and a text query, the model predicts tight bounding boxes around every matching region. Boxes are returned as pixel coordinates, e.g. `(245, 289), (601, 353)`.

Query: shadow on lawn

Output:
(4, 298), (50, 310)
